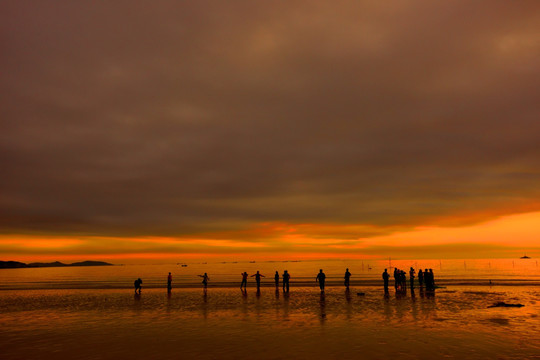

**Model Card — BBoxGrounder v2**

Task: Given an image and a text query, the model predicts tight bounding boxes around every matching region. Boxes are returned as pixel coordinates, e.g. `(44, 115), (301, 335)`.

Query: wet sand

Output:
(1, 286), (539, 359)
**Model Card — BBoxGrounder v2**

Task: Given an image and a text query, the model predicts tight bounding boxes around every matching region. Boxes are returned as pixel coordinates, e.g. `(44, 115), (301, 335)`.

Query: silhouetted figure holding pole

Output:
(409, 267), (415, 290)
(198, 273), (209, 290)
(274, 271), (279, 288)
(382, 269), (389, 293)
(282, 270), (290, 292)
(251, 271), (265, 290)
(240, 272), (248, 289)
(344, 268), (351, 289)
(134, 278), (142, 294)
(418, 269), (424, 288)
(316, 269), (326, 292)
(167, 272), (172, 293)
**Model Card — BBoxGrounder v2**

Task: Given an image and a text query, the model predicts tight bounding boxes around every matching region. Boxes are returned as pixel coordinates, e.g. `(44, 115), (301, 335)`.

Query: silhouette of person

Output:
(382, 269), (389, 293)
(418, 269), (424, 288)
(316, 269), (326, 292)
(429, 268), (435, 290)
(401, 270), (407, 291)
(251, 271), (265, 290)
(274, 271), (279, 288)
(198, 273), (209, 289)
(282, 270), (290, 292)
(240, 272), (248, 289)
(167, 272), (172, 293)
(393, 268), (399, 290)
(423, 268), (431, 290)
(344, 268), (351, 289)
(409, 267), (415, 290)
(134, 278), (142, 294)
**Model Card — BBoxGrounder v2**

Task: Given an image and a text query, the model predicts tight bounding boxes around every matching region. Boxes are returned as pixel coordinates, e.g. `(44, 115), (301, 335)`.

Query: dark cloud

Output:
(1, 1), (539, 238)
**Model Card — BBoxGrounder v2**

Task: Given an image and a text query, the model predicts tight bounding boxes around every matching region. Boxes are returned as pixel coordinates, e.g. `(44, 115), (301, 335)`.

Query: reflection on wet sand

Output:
(319, 292), (326, 324)
(0, 286), (539, 360)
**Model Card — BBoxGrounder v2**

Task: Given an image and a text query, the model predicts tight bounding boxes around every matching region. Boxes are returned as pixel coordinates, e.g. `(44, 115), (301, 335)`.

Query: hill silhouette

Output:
(0, 260), (113, 269)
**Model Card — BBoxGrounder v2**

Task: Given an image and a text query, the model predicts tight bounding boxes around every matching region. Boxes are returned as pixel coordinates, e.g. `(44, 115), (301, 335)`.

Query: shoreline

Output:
(1, 279), (539, 291)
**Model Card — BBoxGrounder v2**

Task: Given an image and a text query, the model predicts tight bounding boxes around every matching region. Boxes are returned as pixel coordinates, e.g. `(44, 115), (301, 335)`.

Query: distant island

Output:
(0, 260), (113, 269)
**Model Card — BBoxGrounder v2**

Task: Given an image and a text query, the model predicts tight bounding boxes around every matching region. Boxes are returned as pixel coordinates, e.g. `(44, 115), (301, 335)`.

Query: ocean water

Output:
(1, 259), (539, 359)
(0, 258), (538, 290)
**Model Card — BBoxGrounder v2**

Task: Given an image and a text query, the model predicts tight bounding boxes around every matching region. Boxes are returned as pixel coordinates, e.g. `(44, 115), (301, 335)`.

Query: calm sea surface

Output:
(0, 258), (538, 289)
(1, 259), (539, 359)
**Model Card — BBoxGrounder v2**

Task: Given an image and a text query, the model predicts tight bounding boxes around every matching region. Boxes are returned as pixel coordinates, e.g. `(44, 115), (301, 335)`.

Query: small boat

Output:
(181, 264), (188, 267)
(249, 261), (256, 263)
(520, 255), (531, 259)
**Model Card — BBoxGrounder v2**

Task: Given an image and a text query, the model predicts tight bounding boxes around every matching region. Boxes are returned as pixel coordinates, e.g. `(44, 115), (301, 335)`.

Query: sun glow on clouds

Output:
(2, 211), (539, 263)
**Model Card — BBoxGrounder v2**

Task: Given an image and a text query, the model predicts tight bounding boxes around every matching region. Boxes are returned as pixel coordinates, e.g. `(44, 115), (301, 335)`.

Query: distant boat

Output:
(181, 264), (188, 267)
(520, 255), (531, 259)
(249, 261), (256, 263)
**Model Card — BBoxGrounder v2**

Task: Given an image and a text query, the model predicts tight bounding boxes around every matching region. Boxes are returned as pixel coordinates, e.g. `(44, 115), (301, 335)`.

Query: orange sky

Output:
(2, 211), (539, 263)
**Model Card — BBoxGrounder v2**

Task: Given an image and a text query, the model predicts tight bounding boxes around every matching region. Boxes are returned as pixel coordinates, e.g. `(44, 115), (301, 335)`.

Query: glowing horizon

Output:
(2, 210), (539, 264)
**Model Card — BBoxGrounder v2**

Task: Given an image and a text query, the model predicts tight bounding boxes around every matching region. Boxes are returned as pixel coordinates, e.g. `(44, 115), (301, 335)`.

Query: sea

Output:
(1, 258), (539, 359)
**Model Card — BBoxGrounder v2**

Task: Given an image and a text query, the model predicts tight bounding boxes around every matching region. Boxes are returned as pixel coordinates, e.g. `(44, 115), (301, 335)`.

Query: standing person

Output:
(198, 273), (210, 290)
(424, 269), (431, 290)
(251, 271), (265, 290)
(382, 269), (389, 293)
(393, 268), (399, 290)
(167, 272), (172, 293)
(240, 272), (248, 289)
(134, 278), (142, 294)
(274, 271), (279, 288)
(429, 269), (435, 290)
(418, 269), (424, 288)
(344, 268), (352, 289)
(401, 270), (407, 291)
(409, 267), (415, 290)
(316, 269), (326, 292)
(282, 270), (290, 292)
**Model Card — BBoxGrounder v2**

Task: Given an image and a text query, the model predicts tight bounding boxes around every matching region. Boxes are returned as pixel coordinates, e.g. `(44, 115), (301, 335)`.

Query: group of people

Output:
(134, 267), (437, 294)
(419, 268), (436, 291)
(381, 267), (437, 293)
(242, 270), (291, 292)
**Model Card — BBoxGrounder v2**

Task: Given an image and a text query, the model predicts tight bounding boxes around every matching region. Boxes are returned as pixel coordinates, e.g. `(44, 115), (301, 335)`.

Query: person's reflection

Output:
(394, 288), (405, 320)
(275, 288), (280, 299)
(319, 291), (327, 324)
(282, 289), (290, 321)
(133, 292), (142, 316)
(345, 288), (352, 320)
(202, 291), (208, 320)
(166, 290), (172, 314)
(383, 291), (392, 321)
(410, 289), (418, 321)
(345, 288), (351, 304)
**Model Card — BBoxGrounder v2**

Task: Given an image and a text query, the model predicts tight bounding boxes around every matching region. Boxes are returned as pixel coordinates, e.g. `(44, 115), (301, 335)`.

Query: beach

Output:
(1, 260), (539, 359)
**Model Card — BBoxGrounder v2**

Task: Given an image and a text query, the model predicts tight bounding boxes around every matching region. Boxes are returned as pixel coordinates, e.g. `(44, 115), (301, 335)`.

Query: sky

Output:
(1, 1), (539, 263)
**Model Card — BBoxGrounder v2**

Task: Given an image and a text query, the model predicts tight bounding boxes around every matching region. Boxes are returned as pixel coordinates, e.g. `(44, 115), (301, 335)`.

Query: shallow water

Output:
(1, 258), (539, 290)
(1, 259), (539, 359)
(1, 285), (539, 359)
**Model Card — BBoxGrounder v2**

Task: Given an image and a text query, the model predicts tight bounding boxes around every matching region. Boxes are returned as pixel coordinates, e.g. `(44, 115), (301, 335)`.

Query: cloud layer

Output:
(1, 1), (539, 246)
